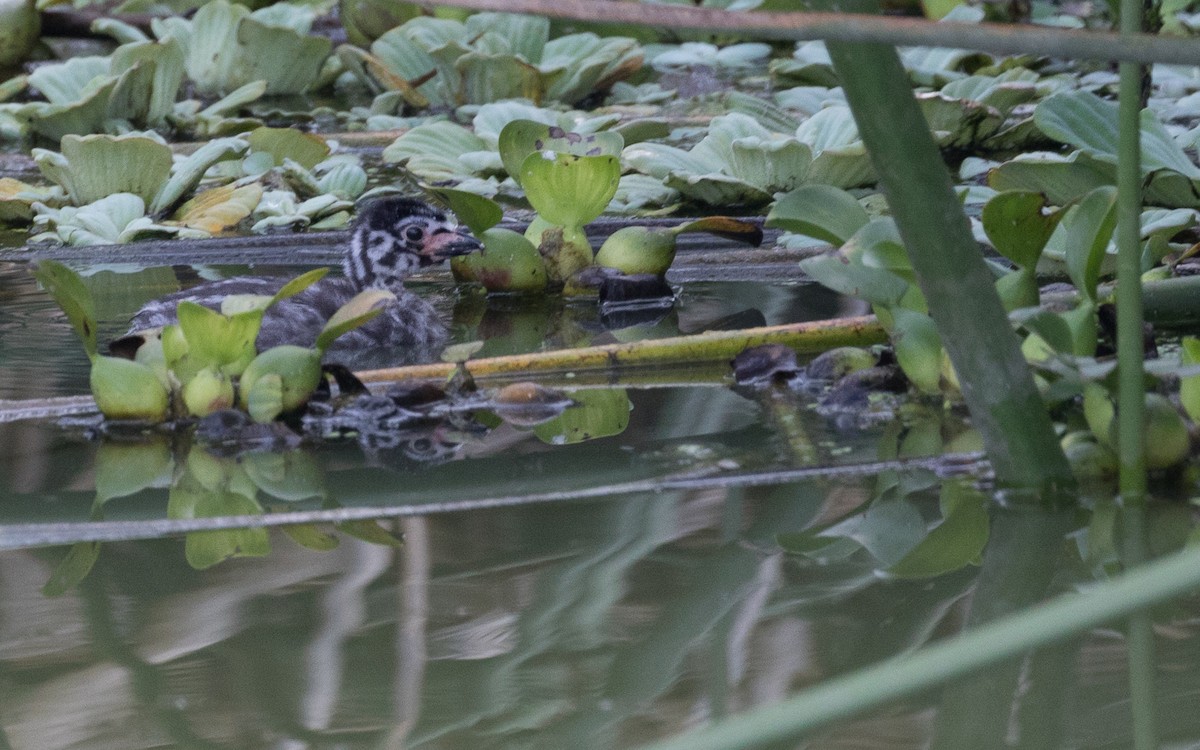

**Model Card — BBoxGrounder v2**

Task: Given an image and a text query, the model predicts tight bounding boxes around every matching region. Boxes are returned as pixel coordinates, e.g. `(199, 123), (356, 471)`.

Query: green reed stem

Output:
(822, 39), (1073, 489)
(1116, 0), (1147, 498)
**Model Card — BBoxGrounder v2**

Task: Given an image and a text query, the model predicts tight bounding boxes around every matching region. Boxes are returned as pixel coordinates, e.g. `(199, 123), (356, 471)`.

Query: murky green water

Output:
(3, 262), (1200, 749)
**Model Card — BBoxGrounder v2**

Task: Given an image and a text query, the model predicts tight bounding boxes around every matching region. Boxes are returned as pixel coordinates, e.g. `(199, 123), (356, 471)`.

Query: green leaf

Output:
(1015, 309), (1075, 354)
(1035, 91), (1200, 179)
(888, 482), (990, 578)
(890, 307), (943, 395)
(244, 372), (285, 423)
(31, 260), (98, 358)
(767, 185), (870, 245)
(315, 289), (394, 352)
(987, 152), (1117, 207)
(498, 119), (624, 182)
(241, 450), (326, 502)
(466, 12), (549, 63)
(90, 355), (171, 421)
(533, 388), (631, 444)
(94, 439), (174, 504)
(151, 136), (250, 215)
(281, 524), (340, 551)
(452, 227), (548, 293)
(821, 497), (928, 567)
(1061, 186), (1118, 302)
(456, 52), (542, 105)
(381, 120), (487, 180)
(1180, 336), (1200, 423)
(43, 543), (102, 597)
(337, 519), (403, 547)
(427, 186), (503, 235)
(110, 38), (185, 124)
(182, 492), (270, 569)
(519, 152), (620, 228)
(238, 345), (322, 420)
(272, 268), (330, 306)
(176, 301), (262, 377)
(246, 127), (330, 170)
(35, 134), (173, 206)
(995, 267), (1038, 311)
(798, 254), (908, 307)
(176, 0), (331, 96)
(981, 191), (1061, 268)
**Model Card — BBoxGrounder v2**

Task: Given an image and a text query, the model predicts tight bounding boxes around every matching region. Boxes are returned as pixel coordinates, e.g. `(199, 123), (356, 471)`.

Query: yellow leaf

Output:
(173, 183), (264, 233)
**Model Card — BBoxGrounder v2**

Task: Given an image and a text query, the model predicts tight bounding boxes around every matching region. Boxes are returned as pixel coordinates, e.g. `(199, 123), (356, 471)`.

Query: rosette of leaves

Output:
(32, 262), (391, 424)
(509, 121), (622, 287)
(624, 110), (878, 207)
(337, 12), (641, 110)
(773, 183), (1122, 401)
(27, 132), (254, 244)
(990, 90), (1200, 209)
(380, 100), (621, 189)
(151, 0), (333, 96)
(442, 122), (759, 293)
(17, 37), (185, 141)
(433, 117), (621, 293)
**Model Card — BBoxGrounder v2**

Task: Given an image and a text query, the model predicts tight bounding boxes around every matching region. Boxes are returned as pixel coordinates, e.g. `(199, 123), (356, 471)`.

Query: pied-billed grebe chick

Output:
(123, 197), (482, 363)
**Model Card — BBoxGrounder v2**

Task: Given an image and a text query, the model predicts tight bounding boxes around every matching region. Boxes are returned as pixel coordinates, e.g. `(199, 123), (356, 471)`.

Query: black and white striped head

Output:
(345, 197), (482, 290)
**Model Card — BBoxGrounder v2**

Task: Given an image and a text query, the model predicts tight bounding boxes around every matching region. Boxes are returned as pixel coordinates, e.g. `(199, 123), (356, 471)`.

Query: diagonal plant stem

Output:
(819, 38), (1073, 489)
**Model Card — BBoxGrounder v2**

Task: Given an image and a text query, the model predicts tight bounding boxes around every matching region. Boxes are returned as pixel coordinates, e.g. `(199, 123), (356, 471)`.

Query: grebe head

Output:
(345, 197), (483, 290)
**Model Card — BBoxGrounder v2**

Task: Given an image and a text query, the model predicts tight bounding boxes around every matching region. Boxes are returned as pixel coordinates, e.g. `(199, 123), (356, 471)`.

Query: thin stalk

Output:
(410, 0), (1200, 66)
(1116, 0), (1147, 497)
(634, 541), (1200, 750)
(355, 316), (885, 384)
(823, 39), (1073, 489)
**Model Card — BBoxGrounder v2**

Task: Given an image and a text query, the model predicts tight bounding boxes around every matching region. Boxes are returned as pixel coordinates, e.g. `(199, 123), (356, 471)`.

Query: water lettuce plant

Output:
(151, 0), (333, 96)
(14, 37), (185, 141)
(445, 119), (761, 293)
(32, 261), (389, 424)
(9, 127), (370, 244)
(338, 12), (642, 110)
(775, 181), (1199, 474)
(990, 90), (1200, 208)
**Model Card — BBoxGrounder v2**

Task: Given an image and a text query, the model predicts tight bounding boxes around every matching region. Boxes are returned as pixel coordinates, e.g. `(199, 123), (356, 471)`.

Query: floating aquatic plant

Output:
(151, 0), (333, 96)
(990, 90), (1200, 209)
(338, 12), (642, 110)
(15, 37), (185, 141)
(778, 182), (1199, 472)
(22, 132), (252, 243)
(32, 261), (389, 424)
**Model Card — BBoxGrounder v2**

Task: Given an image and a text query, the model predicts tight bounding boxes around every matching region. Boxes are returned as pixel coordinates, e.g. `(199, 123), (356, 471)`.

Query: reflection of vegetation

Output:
(44, 440), (401, 592)
(779, 416), (991, 580)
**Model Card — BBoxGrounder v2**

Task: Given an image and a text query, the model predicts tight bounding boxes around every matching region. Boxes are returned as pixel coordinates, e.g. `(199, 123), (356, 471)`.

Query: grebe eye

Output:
(404, 226), (424, 242)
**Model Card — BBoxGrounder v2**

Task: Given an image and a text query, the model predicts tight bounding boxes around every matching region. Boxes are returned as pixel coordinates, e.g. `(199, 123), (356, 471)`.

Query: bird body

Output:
(122, 197), (481, 366)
